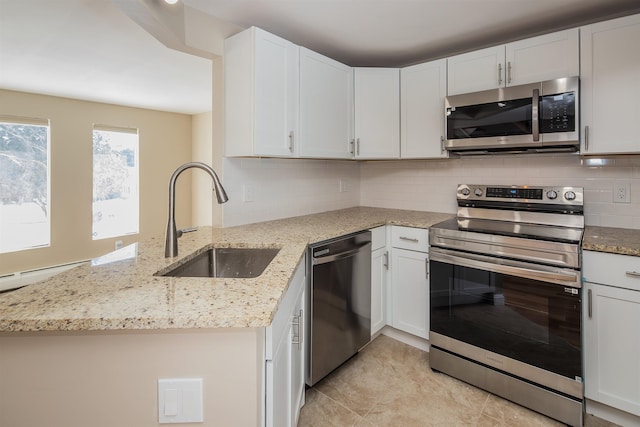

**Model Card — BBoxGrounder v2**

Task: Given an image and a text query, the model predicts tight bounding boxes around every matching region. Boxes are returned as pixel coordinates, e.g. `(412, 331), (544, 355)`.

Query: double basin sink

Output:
(158, 247), (280, 278)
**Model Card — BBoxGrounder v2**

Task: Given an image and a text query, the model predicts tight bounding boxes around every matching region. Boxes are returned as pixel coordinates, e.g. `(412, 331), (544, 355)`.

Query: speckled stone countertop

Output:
(583, 226), (640, 257)
(0, 207), (452, 333)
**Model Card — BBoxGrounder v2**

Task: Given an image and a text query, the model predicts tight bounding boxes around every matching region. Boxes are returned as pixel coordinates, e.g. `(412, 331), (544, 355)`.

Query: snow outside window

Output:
(0, 116), (50, 254)
(92, 126), (139, 240)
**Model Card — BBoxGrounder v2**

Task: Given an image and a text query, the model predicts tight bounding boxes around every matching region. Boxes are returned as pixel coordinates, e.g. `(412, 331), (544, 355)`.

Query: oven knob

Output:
(460, 187), (471, 196)
(564, 191), (576, 201)
(474, 188), (483, 197)
(546, 190), (558, 200)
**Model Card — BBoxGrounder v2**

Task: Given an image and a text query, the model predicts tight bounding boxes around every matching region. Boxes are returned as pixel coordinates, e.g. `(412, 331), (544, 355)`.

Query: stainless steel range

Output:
(429, 184), (584, 427)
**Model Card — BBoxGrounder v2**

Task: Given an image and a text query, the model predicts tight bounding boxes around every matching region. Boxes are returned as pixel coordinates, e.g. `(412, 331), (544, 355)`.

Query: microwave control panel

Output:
(540, 92), (576, 133)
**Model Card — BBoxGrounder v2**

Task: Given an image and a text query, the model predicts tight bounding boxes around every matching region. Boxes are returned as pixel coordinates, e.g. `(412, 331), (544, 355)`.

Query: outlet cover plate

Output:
(613, 181), (631, 203)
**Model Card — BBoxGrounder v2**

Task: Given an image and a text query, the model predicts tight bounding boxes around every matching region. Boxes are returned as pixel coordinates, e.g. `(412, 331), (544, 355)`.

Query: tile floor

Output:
(298, 334), (617, 427)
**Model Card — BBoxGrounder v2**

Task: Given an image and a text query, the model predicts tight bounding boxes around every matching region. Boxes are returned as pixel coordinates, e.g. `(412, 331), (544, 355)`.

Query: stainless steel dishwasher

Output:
(306, 230), (372, 386)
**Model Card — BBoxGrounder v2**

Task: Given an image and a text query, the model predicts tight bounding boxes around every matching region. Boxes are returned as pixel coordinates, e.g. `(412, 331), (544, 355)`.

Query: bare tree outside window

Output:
(0, 119), (50, 254)
(92, 127), (139, 240)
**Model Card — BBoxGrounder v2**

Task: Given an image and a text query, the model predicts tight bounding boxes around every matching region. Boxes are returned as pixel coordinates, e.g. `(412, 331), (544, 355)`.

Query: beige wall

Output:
(0, 90), (193, 275)
(192, 58), (225, 228)
(0, 328), (263, 427)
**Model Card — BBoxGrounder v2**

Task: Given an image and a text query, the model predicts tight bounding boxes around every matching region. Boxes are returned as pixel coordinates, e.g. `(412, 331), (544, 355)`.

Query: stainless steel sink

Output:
(159, 247), (280, 278)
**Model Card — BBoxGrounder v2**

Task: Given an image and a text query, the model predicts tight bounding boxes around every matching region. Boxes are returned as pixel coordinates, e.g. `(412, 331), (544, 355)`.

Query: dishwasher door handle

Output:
(312, 245), (369, 265)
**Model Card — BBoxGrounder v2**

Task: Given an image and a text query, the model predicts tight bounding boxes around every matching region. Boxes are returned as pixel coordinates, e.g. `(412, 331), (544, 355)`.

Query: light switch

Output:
(158, 378), (203, 424)
(164, 388), (178, 417)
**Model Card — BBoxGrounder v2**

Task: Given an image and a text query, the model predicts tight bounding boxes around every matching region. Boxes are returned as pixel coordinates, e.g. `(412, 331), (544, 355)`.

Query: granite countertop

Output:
(0, 207), (452, 333)
(583, 226), (640, 257)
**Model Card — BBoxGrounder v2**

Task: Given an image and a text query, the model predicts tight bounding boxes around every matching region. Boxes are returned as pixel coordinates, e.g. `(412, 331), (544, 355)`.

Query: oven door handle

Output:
(430, 248), (581, 288)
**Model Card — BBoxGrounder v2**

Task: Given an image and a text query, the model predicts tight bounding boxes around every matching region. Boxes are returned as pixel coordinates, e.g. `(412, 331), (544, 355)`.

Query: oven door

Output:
(429, 246), (583, 398)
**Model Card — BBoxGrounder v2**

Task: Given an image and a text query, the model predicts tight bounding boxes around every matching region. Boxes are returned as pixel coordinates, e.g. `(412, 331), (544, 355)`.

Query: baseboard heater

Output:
(0, 260), (88, 293)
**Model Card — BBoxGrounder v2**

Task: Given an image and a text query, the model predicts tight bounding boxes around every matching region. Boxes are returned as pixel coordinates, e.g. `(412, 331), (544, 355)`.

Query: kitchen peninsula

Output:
(0, 207), (451, 427)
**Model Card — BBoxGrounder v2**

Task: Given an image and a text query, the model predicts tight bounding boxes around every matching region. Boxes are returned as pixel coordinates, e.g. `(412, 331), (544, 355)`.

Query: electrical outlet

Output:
(242, 184), (255, 203)
(115, 240), (123, 250)
(339, 179), (348, 193)
(613, 181), (631, 203)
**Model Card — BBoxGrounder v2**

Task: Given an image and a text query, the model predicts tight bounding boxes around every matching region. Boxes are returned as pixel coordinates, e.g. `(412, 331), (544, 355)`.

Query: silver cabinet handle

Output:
(349, 139), (355, 155)
(587, 288), (592, 319)
(291, 309), (303, 350)
(584, 126), (589, 151)
(425, 257), (429, 279)
(507, 61), (512, 84)
(399, 236), (419, 242)
(440, 136), (445, 153)
(626, 271), (640, 278)
(356, 138), (360, 156)
(498, 63), (503, 86)
(288, 131), (294, 152)
(383, 251), (389, 270)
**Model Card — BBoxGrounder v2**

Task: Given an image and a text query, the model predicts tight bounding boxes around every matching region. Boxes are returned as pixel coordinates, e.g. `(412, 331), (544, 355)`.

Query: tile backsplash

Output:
(222, 157), (360, 227)
(221, 155), (640, 230)
(361, 155), (640, 229)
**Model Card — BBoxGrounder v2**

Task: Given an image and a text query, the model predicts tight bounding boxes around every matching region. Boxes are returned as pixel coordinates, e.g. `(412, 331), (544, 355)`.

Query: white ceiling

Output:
(1, 0), (640, 115)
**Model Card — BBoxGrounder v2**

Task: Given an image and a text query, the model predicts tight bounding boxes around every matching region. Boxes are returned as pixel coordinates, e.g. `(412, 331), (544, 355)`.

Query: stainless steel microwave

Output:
(444, 77), (579, 155)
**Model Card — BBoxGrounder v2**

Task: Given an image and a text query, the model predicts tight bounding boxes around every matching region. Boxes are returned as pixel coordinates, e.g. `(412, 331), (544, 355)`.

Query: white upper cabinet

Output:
(353, 68), (400, 159)
(447, 46), (504, 95)
(400, 59), (448, 158)
(225, 27), (299, 157)
(299, 47), (354, 159)
(447, 29), (579, 95)
(580, 14), (640, 155)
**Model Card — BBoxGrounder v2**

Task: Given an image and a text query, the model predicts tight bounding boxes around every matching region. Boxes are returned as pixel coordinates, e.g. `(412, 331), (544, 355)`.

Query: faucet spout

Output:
(165, 162), (228, 258)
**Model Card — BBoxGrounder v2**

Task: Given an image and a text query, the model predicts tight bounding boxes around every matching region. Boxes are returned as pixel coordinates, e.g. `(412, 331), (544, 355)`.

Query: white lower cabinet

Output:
(370, 226), (389, 335)
(265, 256), (305, 427)
(390, 226), (429, 339)
(583, 250), (640, 424)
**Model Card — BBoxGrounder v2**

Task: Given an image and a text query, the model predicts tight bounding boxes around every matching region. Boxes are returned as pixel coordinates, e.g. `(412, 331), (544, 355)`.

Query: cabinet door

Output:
(371, 246), (388, 335)
(581, 14), (640, 155)
(299, 47), (353, 159)
(354, 68), (400, 159)
(290, 287), (305, 427)
(447, 46), (504, 95)
(505, 29), (579, 86)
(391, 248), (429, 339)
(225, 27), (298, 157)
(267, 324), (292, 427)
(400, 59), (447, 158)
(584, 282), (640, 416)
(265, 257), (305, 427)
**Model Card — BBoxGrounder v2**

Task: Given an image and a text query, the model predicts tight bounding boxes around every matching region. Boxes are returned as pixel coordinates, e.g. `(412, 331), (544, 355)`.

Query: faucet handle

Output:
(177, 226), (198, 238)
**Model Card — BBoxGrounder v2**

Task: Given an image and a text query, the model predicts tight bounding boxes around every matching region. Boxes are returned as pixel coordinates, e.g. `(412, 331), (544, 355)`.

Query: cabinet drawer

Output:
(391, 226), (428, 252)
(583, 250), (640, 291)
(370, 226), (386, 251)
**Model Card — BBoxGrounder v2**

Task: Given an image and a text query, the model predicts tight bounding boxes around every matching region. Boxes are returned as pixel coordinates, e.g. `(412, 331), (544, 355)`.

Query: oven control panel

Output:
(457, 184), (583, 206)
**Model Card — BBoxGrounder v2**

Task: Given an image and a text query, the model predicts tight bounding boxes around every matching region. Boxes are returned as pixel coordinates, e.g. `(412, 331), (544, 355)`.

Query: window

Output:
(0, 116), (50, 254)
(92, 126), (139, 240)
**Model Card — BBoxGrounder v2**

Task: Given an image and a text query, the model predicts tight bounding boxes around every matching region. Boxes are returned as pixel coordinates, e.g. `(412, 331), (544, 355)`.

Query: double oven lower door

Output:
(429, 245), (583, 424)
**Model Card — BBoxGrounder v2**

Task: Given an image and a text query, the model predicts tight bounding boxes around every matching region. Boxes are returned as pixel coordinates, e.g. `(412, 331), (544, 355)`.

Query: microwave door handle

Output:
(532, 88), (540, 142)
